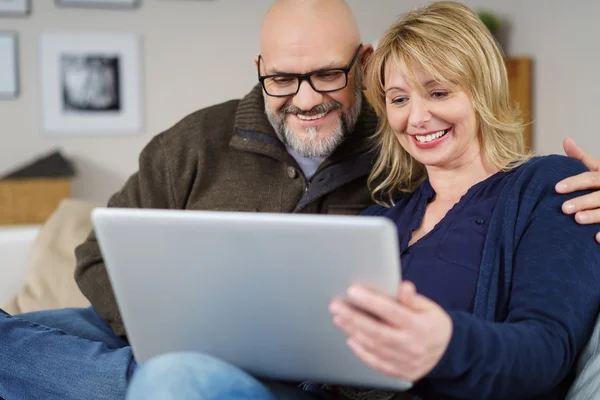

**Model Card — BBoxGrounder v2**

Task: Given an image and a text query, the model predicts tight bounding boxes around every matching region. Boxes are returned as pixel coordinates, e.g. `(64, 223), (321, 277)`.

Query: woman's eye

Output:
(431, 91), (449, 99)
(391, 97), (408, 105)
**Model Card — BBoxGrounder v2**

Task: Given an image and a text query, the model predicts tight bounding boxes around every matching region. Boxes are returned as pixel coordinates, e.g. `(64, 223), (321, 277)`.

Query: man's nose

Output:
(291, 80), (324, 112)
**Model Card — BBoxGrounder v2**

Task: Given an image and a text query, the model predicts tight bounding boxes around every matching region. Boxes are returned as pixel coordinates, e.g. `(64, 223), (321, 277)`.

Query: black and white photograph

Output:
(40, 33), (142, 136)
(55, 0), (139, 9)
(0, 0), (30, 17)
(61, 54), (121, 112)
(0, 32), (18, 99)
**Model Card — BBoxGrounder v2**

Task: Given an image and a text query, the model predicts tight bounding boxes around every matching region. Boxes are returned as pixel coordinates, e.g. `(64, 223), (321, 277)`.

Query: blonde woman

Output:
(329, 2), (600, 399)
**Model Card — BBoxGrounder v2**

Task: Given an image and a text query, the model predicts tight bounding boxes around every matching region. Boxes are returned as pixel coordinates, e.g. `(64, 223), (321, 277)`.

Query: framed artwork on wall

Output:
(0, 0), (30, 17)
(55, 0), (140, 9)
(40, 33), (143, 136)
(0, 32), (19, 99)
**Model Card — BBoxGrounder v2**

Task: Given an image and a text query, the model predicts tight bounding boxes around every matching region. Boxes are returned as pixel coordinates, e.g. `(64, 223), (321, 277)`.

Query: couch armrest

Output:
(0, 225), (41, 305)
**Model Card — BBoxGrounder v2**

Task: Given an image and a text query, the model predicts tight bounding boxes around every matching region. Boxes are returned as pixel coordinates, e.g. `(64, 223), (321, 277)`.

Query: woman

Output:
(126, 2), (600, 399)
(328, 1), (600, 399)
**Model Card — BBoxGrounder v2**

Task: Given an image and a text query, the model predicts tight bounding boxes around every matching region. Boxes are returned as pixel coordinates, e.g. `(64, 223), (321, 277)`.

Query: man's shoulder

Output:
(158, 98), (242, 145)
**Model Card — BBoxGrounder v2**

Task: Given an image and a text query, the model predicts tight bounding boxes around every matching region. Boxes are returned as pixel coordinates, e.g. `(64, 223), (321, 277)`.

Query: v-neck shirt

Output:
(362, 171), (514, 313)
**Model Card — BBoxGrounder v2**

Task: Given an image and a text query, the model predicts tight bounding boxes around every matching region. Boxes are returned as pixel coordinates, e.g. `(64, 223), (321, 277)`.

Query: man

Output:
(0, 1), (599, 399)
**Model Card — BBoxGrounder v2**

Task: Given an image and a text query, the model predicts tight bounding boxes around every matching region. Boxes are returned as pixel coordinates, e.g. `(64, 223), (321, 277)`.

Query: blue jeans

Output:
(0, 307), (135, 400)
(127, 352), (338, 400)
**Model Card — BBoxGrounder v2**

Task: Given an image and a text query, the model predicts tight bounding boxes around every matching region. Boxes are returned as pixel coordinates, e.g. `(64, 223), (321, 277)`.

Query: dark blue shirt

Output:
(362, 171), (514, 313)
(360, 157), (600, 399)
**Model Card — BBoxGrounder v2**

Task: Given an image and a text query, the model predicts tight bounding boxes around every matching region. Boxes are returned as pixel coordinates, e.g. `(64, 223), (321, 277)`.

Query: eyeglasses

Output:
(258, 44), (363, 97)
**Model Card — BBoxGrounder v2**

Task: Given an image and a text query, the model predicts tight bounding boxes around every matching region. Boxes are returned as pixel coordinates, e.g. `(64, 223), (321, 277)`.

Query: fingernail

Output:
(556, 183), (568, 193)
(347, 286), (360, 298)
(577, 213), (589, 224)
(564, 203), (576, 213)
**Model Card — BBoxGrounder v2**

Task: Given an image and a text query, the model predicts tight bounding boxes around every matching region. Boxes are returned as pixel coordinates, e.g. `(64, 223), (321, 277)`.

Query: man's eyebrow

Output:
(268, 67), (293, 75)
(267, 62), (344, 75)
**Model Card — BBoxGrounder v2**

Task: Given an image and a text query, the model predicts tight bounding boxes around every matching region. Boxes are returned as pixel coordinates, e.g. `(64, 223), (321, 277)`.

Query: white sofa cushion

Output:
(0, 225), (41, 305)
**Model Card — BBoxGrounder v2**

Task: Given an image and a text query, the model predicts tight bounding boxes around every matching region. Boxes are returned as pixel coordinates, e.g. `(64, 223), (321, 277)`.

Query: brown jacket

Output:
(74, 84), (380, 336)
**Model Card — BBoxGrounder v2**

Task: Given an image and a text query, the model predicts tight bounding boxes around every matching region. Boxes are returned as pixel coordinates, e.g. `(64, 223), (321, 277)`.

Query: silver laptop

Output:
(92, 207), (412, 391)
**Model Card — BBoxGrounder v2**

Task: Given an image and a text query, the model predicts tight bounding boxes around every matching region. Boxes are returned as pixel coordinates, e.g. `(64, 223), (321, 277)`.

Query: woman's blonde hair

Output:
(365, 1), (531, 205)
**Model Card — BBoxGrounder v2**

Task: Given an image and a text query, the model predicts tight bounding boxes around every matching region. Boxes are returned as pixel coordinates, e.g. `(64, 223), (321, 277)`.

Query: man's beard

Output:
(264, 79), (363, 159)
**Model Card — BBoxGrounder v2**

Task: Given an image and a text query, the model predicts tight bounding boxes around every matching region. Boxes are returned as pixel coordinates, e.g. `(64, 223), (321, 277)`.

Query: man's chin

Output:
(284, 129), (345, 159)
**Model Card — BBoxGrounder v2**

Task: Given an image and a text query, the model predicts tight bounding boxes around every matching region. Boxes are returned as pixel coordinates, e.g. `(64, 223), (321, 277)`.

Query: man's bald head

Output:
(260, 0), (361, 58)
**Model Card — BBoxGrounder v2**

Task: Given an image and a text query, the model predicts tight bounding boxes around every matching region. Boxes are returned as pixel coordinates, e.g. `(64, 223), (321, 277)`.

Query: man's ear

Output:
(254, 56), (260, 73)
(359, 44), (374, 90)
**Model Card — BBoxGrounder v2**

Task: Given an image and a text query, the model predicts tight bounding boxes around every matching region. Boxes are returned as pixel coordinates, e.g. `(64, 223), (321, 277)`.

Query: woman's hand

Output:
(329, 281), (452, 382)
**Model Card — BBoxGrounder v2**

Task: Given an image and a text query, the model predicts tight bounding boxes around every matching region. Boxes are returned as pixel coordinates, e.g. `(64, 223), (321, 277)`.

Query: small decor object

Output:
(478, 11), (501, 35)
(0, 0), (30, 16)
(0, 32), (18, 99)
(0, 150), (76, 225)
(477, 10), (502, 40)
(55, 0), (139, 9)
(40, 33), (143, 136)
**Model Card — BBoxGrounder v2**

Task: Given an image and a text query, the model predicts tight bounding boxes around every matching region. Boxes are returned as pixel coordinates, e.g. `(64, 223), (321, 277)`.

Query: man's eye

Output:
(314, 71), (344, 81)
(271, 77), (296, 85)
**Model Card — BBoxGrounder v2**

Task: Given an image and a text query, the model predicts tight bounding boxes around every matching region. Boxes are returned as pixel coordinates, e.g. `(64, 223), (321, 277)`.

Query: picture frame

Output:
(54, 0), (139, 9)
(0, 32), (19, 99)
(40, 33), (143, 136)
(0, 0), (30, 17)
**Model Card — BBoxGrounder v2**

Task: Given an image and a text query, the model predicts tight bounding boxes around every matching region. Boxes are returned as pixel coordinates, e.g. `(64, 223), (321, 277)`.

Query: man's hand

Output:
(556, 138), (600, 243)
(329, 281), (452, 382)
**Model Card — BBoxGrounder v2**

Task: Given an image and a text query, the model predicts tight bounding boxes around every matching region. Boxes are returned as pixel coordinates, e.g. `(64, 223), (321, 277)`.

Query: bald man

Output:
(2, 1), (600, 399)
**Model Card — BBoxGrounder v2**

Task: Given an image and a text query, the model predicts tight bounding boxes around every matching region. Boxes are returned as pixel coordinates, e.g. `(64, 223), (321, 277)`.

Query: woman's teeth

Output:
(297, 112), (327, 121)
(415, 129), (448, 143)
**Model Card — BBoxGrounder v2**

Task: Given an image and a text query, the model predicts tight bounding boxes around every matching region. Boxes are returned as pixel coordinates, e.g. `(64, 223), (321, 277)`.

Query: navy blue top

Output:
(359, 156), (600, 400)
(362, 171), (513, 313)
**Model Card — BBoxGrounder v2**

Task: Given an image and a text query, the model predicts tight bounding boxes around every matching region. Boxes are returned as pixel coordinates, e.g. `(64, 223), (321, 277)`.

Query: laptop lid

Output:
(92, 207), (411, 391)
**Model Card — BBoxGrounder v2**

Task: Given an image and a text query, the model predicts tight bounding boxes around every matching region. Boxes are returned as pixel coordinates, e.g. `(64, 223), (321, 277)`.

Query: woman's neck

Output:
(425, 155), (499, 203)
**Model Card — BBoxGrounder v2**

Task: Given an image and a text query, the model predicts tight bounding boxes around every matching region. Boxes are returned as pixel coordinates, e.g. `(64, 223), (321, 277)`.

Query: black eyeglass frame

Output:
(257, 44), (363, 97)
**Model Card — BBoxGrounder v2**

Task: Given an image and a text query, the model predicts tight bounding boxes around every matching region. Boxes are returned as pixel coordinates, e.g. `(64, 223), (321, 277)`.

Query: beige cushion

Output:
(2, 198), (97, 315)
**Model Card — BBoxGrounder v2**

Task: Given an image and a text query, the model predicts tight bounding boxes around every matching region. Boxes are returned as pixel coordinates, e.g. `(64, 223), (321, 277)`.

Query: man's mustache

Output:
(279, 102), (342, 117)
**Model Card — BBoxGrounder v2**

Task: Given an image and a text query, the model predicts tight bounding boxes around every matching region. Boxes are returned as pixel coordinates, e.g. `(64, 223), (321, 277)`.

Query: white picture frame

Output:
(40, 33), (143, 136)
(0, 32), (18, 99)
(55, 0), (139, 9)
(0, 0), (29, 17)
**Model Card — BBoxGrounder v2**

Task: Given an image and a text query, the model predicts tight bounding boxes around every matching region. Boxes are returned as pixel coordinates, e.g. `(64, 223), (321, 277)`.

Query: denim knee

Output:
(126, 352), (276, 400)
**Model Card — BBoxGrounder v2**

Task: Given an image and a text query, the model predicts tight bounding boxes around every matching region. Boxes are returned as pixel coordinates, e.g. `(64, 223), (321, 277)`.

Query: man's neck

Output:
(286, 146), (325, 180)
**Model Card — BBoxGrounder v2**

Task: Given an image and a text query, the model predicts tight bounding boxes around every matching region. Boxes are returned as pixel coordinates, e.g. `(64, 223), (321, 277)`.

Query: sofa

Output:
(0, 198), (598, 399)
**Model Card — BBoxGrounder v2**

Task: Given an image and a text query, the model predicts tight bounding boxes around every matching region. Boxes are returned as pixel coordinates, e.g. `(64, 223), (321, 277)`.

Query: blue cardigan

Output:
(365, 155), (600, 399)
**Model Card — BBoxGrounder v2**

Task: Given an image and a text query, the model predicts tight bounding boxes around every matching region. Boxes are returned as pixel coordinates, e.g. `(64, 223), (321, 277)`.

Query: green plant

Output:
(478, 10), (501, 35)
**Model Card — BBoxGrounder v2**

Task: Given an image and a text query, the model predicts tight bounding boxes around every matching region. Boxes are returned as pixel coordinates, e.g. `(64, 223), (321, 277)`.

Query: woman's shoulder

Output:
(361, 193), (412, 216)
(511, 155), (587, 187)
(361, 203), (391, 216)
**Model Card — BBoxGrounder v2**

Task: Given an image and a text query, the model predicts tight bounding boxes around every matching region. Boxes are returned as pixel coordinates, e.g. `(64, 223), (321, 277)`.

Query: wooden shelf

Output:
(505, 57), (533, 151)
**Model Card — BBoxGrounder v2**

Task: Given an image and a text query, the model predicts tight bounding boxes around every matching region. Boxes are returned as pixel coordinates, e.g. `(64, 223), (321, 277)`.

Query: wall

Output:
(1, 0), (598, 204)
